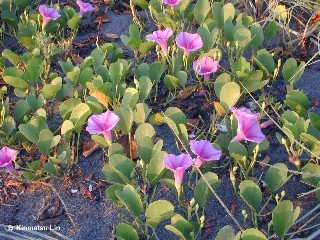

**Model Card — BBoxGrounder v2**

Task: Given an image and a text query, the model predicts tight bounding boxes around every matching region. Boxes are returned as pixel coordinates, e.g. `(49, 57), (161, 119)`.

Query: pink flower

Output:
(190, 140), (222, 168)
(163, 153), (192, 187)
(76, 0), (95, 16)
(39, 5), (61, 28)
(260, 119), (274, 129)
(176, 32), (203, 56)
(163, 0), (181, 9)
(0, 146), (19, 174)
(86, 110), (120, 140)
(193, 57), (219, 80)
(146, 28), (173, 55)
(230, 107), (266, 144)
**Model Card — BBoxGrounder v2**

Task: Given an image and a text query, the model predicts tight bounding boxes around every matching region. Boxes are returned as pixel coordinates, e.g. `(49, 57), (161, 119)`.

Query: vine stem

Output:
(196, 168), (244, 231)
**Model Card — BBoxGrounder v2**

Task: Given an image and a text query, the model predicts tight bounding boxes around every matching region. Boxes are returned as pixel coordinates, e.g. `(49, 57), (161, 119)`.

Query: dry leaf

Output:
(177, 86), (196, 100)
(105, 32), (119, 41)
(83, 141), (100, 157)
(187, 118), (200, 132)
(89, 90), (109, 108)
(117, 135), (138, 160)
(71, 53), (84, 65)
(259, 156), (270, 171)
(230, 201), (237, 215)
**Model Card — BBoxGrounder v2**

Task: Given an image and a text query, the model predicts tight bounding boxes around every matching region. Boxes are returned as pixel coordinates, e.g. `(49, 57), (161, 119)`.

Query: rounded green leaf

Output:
(219, 82), (241, 110)
(115, 223), (139, 240)
(239, 180), (262, 209)
(241, 228), (267, 240)
(272, 200), (300, 238)
(195, 172), (221, 206)
(264, 163), (289, 192)
(234, 28), (251, 49)
(215, 225), (235, 240)
(115, 185), (143, 218)
(115, 106), (133, 134)
(146, 200), (175, 228)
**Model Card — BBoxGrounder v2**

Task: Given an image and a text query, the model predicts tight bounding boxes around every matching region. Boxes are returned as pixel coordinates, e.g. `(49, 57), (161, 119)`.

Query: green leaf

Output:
(194, 172), (221, 206)
(138, 76), (153, 101)
(254, 49), (275, 78)
(264, 163), (289, 192)
(115, 106), (133, 134)
(301, 163), (320, 187)
(38, 129), (61, 155)
(265, 21), (278, 40)
(165, 107), (187, 125)
(26, 58), (42, 83)
(115, 223), (139, 240)
(133, 103), (151, 125)
(13, 100), (31, 123)
(137, 136), (154, 165)
(239, 180), (262, 209)
(44, 162), (59, 176)
(67, 14), (82, 30)
(234, 28), (252, 49)
(285, 90), (309, 118)
(70, 103), (92, 133)
(282, 58), (305, 87)
(61, 120), (74, 142)
(3, 67), (28, 90)
(146, 200), (174, 228)
(164, 75), (179, 90)
(2, 49), (20, 65)
(219, 82), (241, 110)
(134, 123), (155, 142)
(241, 228), (267, 240)
(59, 98), (82, 119)
(149, 61), (165, 84)
(250, 23), (264, 50)
(146, 151), (166, 185)
(215, 225), (235, 240)
(165, 214), (195, 240)
(194, 0), (210, 24)
(272, 200), (300, 238)
(116, 185), (143, 217)
(103, 154), (134, 184)
(106, 184), (123, 202)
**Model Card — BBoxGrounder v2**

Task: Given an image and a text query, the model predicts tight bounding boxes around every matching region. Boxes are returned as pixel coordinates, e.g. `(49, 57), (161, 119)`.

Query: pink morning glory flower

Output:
(190, 140), (222, 168)
(163, 153), (192, 187)
(76, 0), (95, 16)
(176, 32), (203, 56)
(39, 5), (61, 28)
(193, 57), (219, 80)
(230, 107), (266, 144)
(0, 146), (19, 173)
(86, 110), (120, 140)
(163, 0), (181, 9)
(146, 28), (173, 55)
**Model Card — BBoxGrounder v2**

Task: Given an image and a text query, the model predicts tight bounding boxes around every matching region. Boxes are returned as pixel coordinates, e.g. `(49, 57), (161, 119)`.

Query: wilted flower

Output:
(260, 119), (274, 129)
(176, 32), (203, 56)
(193, 57), (219, 80)
(163, 0), (181, 9)
(230, 107), (266, 143)
(163, 153), (192, 187)
(86, 110), (120, 140)
(0, 147), (19, 174)
(190, 140), (222, 168)
(146, 28), (173, 55)
(76, 0), (95, 16)
(39, 5), (61, 28)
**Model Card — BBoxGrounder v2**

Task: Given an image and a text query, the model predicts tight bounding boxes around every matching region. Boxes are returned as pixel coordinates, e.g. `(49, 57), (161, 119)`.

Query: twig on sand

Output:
(38, 182), (77, 229)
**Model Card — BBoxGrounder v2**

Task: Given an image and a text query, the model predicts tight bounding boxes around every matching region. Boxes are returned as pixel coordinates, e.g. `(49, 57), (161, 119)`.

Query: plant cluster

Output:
(0, 0), (319, 239)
